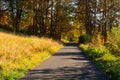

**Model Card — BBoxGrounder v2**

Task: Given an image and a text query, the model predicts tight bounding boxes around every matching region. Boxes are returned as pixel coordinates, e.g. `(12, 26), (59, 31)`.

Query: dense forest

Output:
(0, 0), (120, 42)
(0, 0), (74, 40)
(0, 0), (120, 80)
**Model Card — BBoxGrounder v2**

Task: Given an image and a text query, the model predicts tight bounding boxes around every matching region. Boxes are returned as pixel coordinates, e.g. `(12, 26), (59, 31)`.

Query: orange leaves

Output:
(0, 11), (8, 25)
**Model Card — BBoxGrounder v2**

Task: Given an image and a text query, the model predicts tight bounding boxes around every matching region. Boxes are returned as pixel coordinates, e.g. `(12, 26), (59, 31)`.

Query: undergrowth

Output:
(80, 44), (120, 80)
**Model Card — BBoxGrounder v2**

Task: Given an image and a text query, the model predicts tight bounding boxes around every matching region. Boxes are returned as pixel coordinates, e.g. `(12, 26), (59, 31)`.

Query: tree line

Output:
(0, 0), (73, 40)
(0, 0), (120, 41)
(76, 0), (120, 43)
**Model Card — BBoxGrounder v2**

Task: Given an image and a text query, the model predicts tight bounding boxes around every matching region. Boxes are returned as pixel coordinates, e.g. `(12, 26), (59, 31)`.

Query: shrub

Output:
(80, 44), (110, 59)
(104, 42), (120, 56)
(107, 27), (120, 56)
(79, 34), (91, 44)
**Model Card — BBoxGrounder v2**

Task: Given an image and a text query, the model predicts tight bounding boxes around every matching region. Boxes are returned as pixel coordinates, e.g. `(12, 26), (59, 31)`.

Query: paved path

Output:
(20, 43), (110, 80)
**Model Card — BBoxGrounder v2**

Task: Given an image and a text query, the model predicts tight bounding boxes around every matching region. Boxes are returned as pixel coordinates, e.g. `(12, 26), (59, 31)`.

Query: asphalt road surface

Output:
(20, 43), (110, 80)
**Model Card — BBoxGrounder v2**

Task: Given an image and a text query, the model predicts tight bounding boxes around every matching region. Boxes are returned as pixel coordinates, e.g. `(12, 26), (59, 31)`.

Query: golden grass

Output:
(0, 32), (62, 80)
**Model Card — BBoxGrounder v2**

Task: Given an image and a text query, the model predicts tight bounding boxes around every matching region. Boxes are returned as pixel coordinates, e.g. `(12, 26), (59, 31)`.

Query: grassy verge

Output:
(0, 32), (63, 80)
(80, 44), (120, 80)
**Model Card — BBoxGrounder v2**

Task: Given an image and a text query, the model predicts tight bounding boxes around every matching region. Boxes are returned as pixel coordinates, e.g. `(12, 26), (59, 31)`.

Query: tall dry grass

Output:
(0, 32), (62, 80)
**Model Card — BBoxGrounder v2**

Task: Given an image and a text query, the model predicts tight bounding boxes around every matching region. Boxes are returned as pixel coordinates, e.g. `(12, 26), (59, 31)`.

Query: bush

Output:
(107, 27), (120, 56)
(80, 44), (110, 59)
(79, 34), (91, 44)
(104, 42), (120, 56)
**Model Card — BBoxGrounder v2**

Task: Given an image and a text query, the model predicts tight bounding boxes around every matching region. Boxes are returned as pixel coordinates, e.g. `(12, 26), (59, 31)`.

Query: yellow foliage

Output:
(102, 53), (117, 61)
(91, 33), (104, 48)
(96, 53), (117, 61)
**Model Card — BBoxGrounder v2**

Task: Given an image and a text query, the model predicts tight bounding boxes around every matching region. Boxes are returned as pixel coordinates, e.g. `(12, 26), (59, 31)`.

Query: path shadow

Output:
(20, 66), (110, 80)
(65, 43), (78, 46)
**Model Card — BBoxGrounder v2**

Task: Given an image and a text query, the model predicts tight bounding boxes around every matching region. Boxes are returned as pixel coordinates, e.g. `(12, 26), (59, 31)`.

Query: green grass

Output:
(80, 44), (120, 80)
(0, 32), (63, 80)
